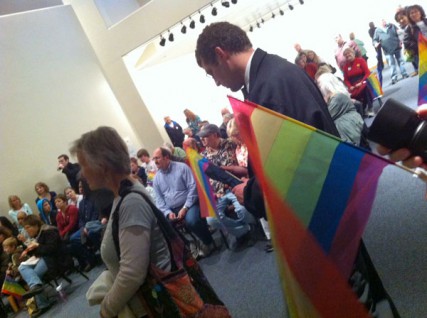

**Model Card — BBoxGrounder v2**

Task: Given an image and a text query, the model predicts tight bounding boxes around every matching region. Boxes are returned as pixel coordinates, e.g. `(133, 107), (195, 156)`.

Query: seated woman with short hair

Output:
(8, 195), (33, 224)
(316, 72), (364, 146)
(18, 215), (61, 316)
(342, 47), (374, 117)
(55, 194), (79, 241)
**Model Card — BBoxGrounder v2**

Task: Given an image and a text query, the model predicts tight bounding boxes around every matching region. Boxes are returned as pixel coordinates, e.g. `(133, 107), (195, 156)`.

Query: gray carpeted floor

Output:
(10, 63), (427, 318)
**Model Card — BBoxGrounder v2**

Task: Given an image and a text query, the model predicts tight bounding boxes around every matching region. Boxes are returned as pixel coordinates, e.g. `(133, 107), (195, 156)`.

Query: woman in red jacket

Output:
(342, 47), (374, 117)
(54, 194), (78, 241)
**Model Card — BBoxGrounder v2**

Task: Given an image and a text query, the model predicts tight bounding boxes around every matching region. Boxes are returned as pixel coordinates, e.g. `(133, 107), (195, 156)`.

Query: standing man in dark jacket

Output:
(368, 21), (385, 85)
(195, 21), (339, 219)
(195, 22), (399, 317)
(163, 116), (185, 148)
(57, 154), (81, 192)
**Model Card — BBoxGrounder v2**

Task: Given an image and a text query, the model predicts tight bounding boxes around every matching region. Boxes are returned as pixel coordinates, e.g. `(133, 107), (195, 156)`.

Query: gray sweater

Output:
(328, 93), (364, 145)
(100, 183), (170, 318)
(373, 24), (401, 55)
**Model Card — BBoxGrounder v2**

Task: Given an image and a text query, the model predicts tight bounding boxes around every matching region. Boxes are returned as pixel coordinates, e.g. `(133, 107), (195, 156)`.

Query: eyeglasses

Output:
(152, 156), (162, 160)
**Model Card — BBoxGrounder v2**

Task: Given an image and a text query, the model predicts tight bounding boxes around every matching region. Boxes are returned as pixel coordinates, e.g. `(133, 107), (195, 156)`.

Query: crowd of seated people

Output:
(127, 107), (278, 255)
(0, 173), (113, 316)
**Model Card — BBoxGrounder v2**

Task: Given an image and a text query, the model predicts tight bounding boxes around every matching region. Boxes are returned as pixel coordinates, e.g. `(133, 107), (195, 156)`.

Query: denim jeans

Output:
(171, 204), (213, 245)
(69, 229), (95, 267)
(385, 50), (408, 81)
(18, 258), (50, 309)
(216, 191), (255, 238)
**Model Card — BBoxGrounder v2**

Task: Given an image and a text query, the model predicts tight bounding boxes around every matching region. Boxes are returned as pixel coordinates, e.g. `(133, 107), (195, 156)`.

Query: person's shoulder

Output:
(222, 138), (237, 148)
(119, 186), (155, 223)
(121, 184), (151, 206)
(333, 92), (351, 102)
(172, 160), (189, 170)
(68, 205), (78, 213)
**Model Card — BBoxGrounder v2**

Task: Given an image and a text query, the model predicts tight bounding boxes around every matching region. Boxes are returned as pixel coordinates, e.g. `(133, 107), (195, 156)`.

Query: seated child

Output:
(3, 237), (26, 280)
(2, 237), (27, 308)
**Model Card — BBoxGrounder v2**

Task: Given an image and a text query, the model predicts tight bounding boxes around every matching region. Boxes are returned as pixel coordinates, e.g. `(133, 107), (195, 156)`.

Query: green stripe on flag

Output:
(251, 108), (285, 165)
(286, 131), (339, 226)
(264, 119), (312, 198)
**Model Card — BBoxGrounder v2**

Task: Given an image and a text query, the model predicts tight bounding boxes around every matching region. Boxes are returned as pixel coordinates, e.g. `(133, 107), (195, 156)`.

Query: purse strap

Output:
(112, 179), (185, 271)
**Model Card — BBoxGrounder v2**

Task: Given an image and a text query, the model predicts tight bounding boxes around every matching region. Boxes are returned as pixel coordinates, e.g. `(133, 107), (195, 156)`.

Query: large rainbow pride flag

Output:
(228, 96), (398, 317)
(418, 33), (427, 106)
(186, 148), (217, 218)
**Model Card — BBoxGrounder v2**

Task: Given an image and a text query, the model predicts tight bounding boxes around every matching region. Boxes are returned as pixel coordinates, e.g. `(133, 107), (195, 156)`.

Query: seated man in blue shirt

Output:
(152, 147), (215, 257)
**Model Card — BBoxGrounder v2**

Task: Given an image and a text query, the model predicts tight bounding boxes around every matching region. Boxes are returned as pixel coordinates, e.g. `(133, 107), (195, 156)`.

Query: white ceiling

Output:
(131, 0), (299, 69)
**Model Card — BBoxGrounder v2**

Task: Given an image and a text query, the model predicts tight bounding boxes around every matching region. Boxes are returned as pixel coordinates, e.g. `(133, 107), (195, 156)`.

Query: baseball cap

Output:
(197, 124), (220, 138)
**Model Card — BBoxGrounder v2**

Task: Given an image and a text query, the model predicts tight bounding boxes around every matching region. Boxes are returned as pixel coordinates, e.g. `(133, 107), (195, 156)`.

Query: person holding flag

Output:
(196, 21), (399, 317)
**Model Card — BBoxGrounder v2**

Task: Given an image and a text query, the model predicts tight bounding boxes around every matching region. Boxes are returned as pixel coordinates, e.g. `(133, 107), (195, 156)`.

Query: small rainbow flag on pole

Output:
(2, 275), (26, 298)
(186, 148), (217, 218)
(366, 73), (383, 99)
(228, 96), (401, 317)
(418, 33), (427, 106)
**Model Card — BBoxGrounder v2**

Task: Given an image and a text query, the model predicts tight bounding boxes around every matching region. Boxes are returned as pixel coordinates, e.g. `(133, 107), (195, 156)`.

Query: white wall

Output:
(68, 0), (213, 153)
(0, 6), (140, 215)
(0, 0), (62, 15)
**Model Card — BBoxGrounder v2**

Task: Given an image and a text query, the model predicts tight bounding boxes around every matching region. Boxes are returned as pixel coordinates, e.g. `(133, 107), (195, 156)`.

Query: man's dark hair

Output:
(159, 147), (172, 159)
(58, 154), (69, 161)
(136, 148), (150, 158)
(195, 22), (252, 66)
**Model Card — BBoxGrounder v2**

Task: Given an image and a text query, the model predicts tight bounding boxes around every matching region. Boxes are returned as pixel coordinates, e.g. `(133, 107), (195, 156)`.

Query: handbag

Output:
(112, 180), (231, 318)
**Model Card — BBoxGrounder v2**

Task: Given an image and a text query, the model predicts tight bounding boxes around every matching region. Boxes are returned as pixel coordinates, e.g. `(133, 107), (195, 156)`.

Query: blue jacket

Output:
(373, 24), (401, 55)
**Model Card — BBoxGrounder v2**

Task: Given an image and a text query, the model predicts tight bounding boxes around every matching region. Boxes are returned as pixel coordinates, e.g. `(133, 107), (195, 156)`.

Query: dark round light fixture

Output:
(211, 5), (217, 16)
(222, 1), (230, 8)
